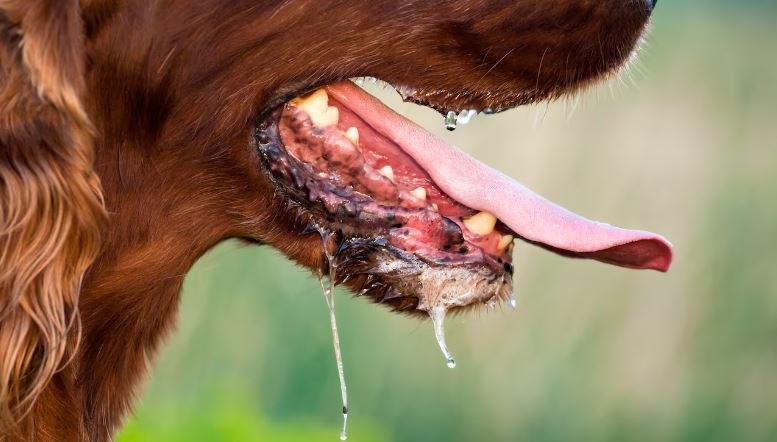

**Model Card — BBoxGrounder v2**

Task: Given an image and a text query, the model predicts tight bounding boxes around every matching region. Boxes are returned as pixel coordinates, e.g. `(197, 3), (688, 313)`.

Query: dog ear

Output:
(0, 0), (105, 432)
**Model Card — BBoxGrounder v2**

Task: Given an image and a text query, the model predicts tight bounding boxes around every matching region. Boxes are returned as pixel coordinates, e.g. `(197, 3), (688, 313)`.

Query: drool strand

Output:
(318, 229), (349, 440)
(429, 306), (456, 368)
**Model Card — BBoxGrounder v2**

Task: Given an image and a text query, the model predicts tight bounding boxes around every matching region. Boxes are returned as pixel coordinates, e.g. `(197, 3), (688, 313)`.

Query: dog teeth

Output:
(409, 187), (427, 201)
(292, 89), (339, 127)
(463, 211), (497, 236)
(345, 127), (359, 147)
(378, 165), (394, 181)
(292, 88), (327, 115)
(320, 106), (339, 127)
(497, 234), (514, 251)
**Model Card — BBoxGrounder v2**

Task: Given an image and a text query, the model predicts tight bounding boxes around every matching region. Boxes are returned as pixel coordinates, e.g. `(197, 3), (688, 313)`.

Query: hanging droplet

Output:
(457, 109), (476, 125)
(353, 77), (365, 86)
(444, 111), (458, 131)
(508, 291), (517, 310)
(429, 306), (456, 368)
(482, 107), (495, 114)
(340, 407), (348, 440)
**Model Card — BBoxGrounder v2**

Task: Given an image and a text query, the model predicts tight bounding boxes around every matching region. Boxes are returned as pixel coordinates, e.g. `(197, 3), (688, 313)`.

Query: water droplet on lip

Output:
(444, 111), (458, 131)
(457, 109), (476, 125)
(429, 306), (456, 368)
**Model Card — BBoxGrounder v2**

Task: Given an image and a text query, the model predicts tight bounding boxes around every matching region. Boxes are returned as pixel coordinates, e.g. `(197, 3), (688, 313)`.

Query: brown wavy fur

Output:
(0, 0), (104, 436)
(0, 0), (653, 439)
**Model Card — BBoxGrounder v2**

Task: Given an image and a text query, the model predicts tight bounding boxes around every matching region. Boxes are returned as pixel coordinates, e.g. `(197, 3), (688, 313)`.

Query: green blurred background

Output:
(119, 3), (777, 441)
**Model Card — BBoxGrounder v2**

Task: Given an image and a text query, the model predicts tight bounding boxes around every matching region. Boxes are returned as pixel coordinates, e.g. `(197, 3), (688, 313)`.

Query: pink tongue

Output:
(327, 83), (673, 272)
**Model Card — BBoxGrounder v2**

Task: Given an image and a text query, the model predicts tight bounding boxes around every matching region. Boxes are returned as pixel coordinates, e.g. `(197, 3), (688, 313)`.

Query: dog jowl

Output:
(0, 0), (668, 440)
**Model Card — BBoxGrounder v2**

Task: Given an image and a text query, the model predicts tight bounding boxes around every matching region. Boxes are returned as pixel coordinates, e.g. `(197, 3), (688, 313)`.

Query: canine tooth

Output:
(293, 88), (328, 113)
(378, 165), (394, 181)
(409, 187), (427, 201)
(497, 234), (514, 251)
(463, 211), (497, 236)
(345, 127), (359, 146)
(293, 89), (339, 127)
(318, 106), (339, 127)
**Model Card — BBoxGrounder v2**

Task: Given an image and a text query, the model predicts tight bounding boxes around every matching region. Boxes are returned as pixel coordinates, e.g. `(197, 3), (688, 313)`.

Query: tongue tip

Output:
(643, 236), (674, 273)
(529, 234), (674, 272)
(590, 235), (674, 273)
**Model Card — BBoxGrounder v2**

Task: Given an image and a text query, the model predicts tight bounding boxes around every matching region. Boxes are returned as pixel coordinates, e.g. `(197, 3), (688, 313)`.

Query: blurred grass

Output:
(119, 6), (777, 442)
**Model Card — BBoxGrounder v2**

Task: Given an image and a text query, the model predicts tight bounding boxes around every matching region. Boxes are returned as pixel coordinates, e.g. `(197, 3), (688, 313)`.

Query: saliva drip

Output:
(508, 291), (517, 310)
(429, 306), (456, 368)
(317, 229), (349, 441)
(444, 111), (458, 131)
(457, 109), (476, 125)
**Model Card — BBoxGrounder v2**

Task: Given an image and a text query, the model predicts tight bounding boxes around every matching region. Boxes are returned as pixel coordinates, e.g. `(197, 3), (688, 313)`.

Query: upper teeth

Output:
(463, 211), (497, 236)
(292, 89), (339, 127)
(378, 165), (394, 181)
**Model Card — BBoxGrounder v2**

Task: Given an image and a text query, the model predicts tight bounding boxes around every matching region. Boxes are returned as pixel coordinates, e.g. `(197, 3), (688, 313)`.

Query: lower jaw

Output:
(254, 109), (514, 314)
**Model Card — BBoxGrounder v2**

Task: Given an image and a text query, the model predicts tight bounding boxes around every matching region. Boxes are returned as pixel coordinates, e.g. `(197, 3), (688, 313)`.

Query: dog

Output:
(0, 0), (670, 440)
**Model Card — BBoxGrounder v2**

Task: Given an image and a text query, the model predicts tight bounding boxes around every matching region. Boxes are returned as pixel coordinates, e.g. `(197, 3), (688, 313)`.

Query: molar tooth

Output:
(345, 127), (359, 147)
(497, 234), (514, 251)
(378, 165), (394, 181)
(409, 187), (427, 201)
(463, 211), (497, 236)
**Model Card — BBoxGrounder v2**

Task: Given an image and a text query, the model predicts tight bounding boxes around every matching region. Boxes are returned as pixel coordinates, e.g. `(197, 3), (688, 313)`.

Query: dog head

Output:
(0, 0), (666, 428)
(93, 0), (664, 313)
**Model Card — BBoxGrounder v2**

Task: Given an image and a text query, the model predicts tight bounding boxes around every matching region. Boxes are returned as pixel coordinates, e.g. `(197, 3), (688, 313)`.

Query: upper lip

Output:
(259, 77), (520, 124)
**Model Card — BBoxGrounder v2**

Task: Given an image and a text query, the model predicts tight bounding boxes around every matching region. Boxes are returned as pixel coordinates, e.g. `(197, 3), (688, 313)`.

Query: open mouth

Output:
(254, 79), (673, 437)
(255, 80), (673, 316)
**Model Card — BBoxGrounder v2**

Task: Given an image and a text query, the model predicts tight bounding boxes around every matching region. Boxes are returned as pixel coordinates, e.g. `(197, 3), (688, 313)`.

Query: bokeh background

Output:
(119, 2), (777, 441)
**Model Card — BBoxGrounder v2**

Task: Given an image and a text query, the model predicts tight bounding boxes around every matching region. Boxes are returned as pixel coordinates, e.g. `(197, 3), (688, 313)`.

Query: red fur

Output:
(0, 0), (652, 439)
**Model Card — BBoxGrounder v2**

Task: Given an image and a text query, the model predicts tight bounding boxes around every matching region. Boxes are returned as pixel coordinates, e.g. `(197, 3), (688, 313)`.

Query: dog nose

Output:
(646, 0), (657, 12)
